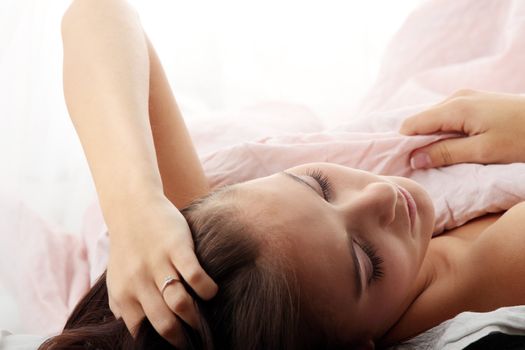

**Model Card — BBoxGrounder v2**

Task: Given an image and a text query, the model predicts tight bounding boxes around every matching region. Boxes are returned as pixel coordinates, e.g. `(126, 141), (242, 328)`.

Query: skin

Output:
(230, 160), (525, 348)
(62, 1), (216, 346)
(61, 0), (525, 347)
(232, 161), (436, 347)
(63, 0), (525, 344)
(400, 89), (525, 168)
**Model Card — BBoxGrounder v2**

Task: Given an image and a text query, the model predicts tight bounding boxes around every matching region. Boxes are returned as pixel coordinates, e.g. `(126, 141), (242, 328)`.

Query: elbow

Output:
(61, 0), (140, 40)
(61, 0), (92, 37)
(60, 0), (83, 40)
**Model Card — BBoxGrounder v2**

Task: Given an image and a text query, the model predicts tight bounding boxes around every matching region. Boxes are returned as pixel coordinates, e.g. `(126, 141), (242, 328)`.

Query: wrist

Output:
(100, 179), (167, 231)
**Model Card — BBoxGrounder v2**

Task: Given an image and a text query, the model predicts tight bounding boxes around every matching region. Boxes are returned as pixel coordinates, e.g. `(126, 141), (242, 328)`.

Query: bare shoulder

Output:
(462, 199), (525, 309)
(492, 200), (525, 224)
(381, 204), (523, 343)
(438, 200), (525, 242)
(467, 200), (525, 248)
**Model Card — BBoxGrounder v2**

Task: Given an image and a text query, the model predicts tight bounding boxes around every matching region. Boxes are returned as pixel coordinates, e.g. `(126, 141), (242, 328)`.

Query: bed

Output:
(2, 0), (525, 349)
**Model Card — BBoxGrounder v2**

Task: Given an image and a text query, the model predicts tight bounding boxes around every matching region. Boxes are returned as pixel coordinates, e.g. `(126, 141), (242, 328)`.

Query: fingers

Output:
(113, 297), (145, 339)
(400, 99), (472, 136)
(107, 274), (145, 338)
(109, 270), (198, 348)
(161, 276), (200, 328)
(140, 282), (187, 348)
(108, 295), (121, 318)
(172, 247), (218, 300)
(438, 88), (478, 105)
(409, 134), (486, 169)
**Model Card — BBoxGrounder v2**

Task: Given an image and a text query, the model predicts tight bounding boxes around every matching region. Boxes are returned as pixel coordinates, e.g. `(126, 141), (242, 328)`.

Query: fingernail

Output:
(410, 153), (431, 169)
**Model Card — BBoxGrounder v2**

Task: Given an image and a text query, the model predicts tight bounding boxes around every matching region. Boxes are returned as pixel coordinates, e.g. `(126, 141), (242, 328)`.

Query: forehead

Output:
(233, 173), (356, 323)
(234, 173), (336, 236)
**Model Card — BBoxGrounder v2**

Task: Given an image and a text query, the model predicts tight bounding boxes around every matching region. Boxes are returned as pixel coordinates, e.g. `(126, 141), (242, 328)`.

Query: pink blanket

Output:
(2, 0), (525, 338)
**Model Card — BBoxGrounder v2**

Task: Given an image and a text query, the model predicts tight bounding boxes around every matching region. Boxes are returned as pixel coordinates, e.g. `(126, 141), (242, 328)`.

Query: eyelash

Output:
(305, 168), (333, 201)
(360, 241), (385, 284)
(305, 167), (385, 284)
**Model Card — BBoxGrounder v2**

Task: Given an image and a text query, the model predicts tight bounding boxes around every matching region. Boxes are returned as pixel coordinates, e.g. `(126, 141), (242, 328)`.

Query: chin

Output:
(411, 183), (435, 264)
(415, 183), (435, 237)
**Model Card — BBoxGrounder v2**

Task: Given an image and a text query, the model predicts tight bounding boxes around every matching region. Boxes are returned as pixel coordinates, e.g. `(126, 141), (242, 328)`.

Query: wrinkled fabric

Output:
(2, 1), (525, 349)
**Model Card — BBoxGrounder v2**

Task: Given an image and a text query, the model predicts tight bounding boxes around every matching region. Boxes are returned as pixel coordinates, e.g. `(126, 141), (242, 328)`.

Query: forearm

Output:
(61, 0), (164, 225)
(145, 34), (210, 208)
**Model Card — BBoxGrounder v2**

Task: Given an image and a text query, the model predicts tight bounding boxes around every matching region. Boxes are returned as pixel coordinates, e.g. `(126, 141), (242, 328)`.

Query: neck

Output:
(377, 245), (440, 346)
(378, 213), (503, 346)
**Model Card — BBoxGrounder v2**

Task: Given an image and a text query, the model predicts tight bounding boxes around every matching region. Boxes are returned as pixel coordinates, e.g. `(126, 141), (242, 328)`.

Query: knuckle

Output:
(185, 267), (204, 286)
(452, 88), (477, 97)
(108, 267), (148, 301)
(109, 284), (129, 301)
(449, 97), (473, 116)
(108, 297), (120, 313)
(435, 143), (454, 165)
(400, 117), (413, 131)
(156, 317), (178, 336)
(173, 244), (195, 260)
(172, 295), (192, 315)
(129, 263), (148, 281)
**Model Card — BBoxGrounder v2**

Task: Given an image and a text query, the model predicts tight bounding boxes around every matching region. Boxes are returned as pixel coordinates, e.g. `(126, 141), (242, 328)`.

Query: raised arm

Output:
(145, 32), (210, 208)
(61, 0), (217, 346)
(62, 0), (162, 216)
(62, 0), (208, 214)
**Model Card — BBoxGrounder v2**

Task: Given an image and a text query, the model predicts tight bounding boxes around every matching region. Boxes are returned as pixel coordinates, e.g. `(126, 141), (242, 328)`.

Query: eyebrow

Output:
(280, 171), (363, 299)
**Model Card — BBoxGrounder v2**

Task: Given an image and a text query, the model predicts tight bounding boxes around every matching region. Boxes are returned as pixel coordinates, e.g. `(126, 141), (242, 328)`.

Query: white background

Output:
(0, 0), (421, 235)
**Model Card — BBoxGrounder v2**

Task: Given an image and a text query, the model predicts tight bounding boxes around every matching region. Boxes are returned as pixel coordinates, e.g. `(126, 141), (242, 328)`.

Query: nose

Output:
(337, 182), (398, 228)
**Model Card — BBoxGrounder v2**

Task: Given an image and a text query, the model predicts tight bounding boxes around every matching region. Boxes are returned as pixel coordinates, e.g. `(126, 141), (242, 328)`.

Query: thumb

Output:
(409, 135), (485, 169)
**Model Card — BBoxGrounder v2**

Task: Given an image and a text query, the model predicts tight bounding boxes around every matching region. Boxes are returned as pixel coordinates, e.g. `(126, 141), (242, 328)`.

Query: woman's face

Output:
(232, 162), (435, 346)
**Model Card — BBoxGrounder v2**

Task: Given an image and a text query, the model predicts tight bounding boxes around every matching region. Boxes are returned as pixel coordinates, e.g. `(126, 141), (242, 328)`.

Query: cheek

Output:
(389, 240), (420, 288)
(370, 238), (420, 314)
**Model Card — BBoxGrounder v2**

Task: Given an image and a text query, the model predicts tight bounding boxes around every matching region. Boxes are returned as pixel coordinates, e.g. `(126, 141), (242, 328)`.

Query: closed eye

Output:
(304, 168), (333, 201)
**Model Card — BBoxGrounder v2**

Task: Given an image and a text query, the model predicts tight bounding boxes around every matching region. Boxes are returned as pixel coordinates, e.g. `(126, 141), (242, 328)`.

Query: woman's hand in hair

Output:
(106, 193), (218, 347)
(399, 90), (525, 168)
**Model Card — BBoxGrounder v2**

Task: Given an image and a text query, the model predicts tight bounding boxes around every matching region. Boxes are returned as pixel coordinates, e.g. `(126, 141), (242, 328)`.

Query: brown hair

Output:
(37, 186), (329, 349)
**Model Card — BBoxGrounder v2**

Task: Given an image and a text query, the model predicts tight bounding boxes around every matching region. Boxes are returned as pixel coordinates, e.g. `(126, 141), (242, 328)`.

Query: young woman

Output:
(39, 0), (525, 349)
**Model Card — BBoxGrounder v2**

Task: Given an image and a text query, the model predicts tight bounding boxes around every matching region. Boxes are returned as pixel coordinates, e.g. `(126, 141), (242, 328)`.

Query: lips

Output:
(396, 185), (417, 232)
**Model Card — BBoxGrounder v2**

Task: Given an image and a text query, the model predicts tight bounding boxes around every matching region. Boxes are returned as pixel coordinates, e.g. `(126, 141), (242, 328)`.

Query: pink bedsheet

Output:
(2, 0), (525, 338)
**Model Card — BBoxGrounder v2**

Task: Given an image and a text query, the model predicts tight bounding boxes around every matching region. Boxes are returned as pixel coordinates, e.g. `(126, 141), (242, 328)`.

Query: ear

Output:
(354, 338), (375, 350)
